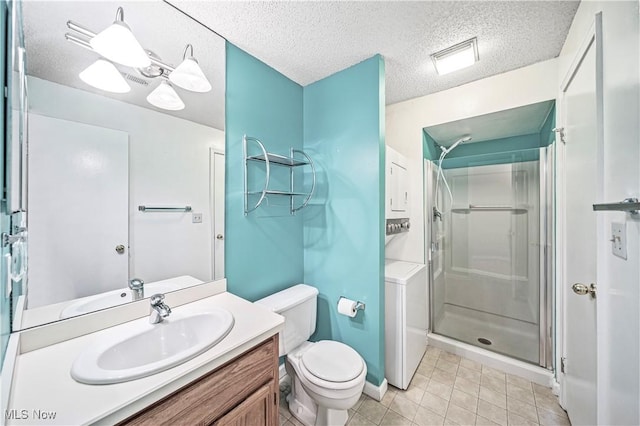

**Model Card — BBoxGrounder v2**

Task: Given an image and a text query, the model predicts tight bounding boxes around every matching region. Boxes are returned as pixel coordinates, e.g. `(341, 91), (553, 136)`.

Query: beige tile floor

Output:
(279, 346), (571, 426)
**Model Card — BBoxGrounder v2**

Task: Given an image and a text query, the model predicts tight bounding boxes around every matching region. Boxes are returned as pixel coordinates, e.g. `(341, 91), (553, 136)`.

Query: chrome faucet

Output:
(129, 278), (145, 301)
(149, 293), (171, 324)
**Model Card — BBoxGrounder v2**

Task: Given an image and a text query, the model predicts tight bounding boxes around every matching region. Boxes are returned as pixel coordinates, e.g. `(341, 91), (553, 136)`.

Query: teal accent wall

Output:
(302, 56), (386, 386)
(226, 45), (386, 385)
(225, 43), (305, 301)
(1, 0), (9, 367)
(423, 131), (439, 161)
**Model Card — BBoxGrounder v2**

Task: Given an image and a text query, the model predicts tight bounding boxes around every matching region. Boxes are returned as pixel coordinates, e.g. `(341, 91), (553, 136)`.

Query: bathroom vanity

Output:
(122, 334), (279, 425)
(6, 284), (284, 425)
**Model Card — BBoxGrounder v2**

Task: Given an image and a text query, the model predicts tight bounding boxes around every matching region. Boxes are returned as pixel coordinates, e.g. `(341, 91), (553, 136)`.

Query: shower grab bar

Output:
(451, 205), (528, 214)
(138, 206), (192, 212)
(469, 204), (515, 210)
(592, 198), (639, 214)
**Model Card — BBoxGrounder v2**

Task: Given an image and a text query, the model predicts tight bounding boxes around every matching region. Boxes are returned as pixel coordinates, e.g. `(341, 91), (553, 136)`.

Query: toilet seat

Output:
(292, 341), (366, 392)
(301, 340), (364, 382)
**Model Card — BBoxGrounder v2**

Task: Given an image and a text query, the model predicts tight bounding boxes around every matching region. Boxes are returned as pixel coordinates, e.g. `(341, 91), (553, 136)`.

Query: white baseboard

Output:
(363, 378), (388, 402)
(278, 366), (388, 402)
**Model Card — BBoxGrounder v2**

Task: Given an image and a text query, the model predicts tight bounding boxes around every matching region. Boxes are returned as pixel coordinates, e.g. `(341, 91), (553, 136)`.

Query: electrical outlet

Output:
(192, 213), (203, 224)
(611, 222), (627, 259)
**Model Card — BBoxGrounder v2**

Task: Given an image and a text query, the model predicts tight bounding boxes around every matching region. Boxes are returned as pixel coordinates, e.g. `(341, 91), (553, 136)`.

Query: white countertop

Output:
(7, 292), (284, 425)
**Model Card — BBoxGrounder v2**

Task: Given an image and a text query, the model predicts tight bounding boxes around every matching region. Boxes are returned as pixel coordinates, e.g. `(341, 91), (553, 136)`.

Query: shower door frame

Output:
(425, 148), (554, 369)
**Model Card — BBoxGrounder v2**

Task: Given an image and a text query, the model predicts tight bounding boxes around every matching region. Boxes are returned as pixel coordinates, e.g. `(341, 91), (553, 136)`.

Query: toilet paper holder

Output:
(338, 296), (366, 312)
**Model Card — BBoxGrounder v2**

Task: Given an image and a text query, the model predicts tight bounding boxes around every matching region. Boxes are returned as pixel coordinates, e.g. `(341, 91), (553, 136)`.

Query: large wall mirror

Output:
(10, 1), (226, 330)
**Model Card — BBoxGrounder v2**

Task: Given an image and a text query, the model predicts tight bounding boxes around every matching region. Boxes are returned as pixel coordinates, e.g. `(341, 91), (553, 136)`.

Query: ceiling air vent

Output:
(122, 73), (149, 86)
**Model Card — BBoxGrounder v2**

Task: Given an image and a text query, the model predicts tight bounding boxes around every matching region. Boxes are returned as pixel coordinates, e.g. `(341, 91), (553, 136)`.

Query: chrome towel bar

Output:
(138, 206), (192, 213)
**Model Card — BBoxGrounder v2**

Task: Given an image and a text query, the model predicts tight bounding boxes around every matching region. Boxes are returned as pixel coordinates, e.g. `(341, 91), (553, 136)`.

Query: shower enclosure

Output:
(427, 149), (552, 367)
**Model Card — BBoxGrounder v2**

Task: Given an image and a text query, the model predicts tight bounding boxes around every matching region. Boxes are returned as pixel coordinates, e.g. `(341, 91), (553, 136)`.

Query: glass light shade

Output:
(432, 38), (478, 75)
(146, 81), (185, 111)
(90, 21), (151, 68)
(168, 57), (212, 92)
(79, 59), (131, 93)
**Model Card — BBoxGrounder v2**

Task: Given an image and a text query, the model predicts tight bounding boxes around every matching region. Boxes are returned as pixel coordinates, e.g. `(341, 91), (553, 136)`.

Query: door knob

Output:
(216, 234), (224, 240)
(115, 244), (125, 254)
(572, 282), (596, 298)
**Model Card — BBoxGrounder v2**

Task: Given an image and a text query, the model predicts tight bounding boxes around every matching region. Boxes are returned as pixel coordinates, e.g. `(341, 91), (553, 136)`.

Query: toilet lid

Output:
(301, 341), (364, 383)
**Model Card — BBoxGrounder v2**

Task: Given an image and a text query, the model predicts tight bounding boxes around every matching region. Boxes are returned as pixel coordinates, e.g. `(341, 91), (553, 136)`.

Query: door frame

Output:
(556, 11), (604, 410)
(210, 148), (225, 280)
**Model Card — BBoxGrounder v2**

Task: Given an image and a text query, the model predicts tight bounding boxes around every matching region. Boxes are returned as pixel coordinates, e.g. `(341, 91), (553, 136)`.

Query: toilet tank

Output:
(255, 284), (318, 356)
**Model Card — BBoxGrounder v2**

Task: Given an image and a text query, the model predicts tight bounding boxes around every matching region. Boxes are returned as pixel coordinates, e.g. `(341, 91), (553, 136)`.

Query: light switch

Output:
(192, 213), (203, 224)
(611, 222), (627, 260)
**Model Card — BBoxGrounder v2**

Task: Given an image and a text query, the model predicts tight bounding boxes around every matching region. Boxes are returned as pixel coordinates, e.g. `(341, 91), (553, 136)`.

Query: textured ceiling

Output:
(169, 0), (579, 105)
(23, 1), (225, 130)
(23, 1), (579, 131)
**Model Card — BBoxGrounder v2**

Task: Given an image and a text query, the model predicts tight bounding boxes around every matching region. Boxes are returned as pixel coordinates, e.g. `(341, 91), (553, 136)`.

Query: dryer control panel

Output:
(386, 218), (410, 235)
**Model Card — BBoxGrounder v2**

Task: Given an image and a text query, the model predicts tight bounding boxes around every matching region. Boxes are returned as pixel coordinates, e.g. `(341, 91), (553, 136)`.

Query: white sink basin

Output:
(71, 308), (234, 384)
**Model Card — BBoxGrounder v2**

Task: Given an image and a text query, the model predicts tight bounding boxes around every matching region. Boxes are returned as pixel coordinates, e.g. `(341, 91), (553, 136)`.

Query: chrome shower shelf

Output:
(246, 153), (310, 167)
(243, 135), (316, 215)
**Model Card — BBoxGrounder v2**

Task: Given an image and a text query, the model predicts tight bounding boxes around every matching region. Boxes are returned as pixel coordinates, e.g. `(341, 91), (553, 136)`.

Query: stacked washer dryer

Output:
(384, 145), (427, 390)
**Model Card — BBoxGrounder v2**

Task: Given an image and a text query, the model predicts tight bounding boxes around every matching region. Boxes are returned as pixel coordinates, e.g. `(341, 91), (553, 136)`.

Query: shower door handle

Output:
(572, 282), (596, 299)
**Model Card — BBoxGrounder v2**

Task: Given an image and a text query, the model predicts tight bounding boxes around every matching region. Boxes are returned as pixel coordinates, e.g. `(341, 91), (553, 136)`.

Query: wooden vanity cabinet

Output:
(120, 334), (280, 426)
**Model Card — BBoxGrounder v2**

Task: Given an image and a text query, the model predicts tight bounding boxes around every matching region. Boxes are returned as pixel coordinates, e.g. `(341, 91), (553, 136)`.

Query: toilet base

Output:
(315, 407), (348, 426)
(287, 368), (350, 426)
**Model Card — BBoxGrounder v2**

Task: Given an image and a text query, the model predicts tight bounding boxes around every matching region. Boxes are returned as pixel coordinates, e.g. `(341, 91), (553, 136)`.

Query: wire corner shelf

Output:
(243, 135), (316, 216)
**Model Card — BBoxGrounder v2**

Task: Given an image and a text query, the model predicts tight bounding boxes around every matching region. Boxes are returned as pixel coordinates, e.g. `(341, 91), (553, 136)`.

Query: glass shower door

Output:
(430, 160), (541, 365)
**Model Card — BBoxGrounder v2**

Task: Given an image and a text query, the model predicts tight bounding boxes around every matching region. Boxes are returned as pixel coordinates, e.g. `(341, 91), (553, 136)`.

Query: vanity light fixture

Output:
(79, 59), (131, 94)
(169, 44), (212, 93)
(146, 80), (185, 111)
(67, 8), (210, 109)
(431, 37), (479, 75)
(90, 7), (150, 68)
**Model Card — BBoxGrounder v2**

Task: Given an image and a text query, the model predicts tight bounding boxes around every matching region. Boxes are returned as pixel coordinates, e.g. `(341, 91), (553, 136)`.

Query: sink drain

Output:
(478, 338), (492, 345)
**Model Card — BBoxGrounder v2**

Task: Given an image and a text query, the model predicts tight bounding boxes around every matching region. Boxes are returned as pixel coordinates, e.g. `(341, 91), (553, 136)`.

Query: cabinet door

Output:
(212, 383), (274, 426)
(120, 335), (279, 426)
(390, 161), (408, 212)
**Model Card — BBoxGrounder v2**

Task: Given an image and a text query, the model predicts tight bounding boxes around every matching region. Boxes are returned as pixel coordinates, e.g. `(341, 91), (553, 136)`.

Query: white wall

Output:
(557, 2), (639, 424)
(28, 77), (225, 286)
(385, 59), (558, 264)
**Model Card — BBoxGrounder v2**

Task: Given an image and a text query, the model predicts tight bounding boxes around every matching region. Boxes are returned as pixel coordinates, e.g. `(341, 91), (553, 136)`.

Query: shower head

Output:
(440, 135), (472, 154)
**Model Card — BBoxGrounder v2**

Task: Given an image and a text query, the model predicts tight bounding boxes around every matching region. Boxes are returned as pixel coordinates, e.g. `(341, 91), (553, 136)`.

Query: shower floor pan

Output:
(433, 303), (539, 364)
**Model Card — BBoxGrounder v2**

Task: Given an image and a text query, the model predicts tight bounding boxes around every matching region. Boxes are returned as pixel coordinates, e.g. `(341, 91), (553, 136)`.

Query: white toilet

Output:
(256, 284), (367, 426)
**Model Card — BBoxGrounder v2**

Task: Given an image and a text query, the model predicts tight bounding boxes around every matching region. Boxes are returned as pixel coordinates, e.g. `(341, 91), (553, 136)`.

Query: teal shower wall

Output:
(302, 56), (386, 386)
(423, 102), (556, 168)
(225, 44), (305, 301)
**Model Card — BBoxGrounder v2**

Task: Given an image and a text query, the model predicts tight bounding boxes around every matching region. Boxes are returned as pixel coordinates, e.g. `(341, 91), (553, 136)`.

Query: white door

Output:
(559, 15), (602, 426)
(28, 114), (129, 307)
(211, 149), (225, 280)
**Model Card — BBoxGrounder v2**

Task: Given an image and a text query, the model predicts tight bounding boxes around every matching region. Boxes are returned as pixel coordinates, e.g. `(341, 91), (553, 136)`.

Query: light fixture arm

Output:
(182, 43), (194, 60)
(115, 6), (124, 23)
